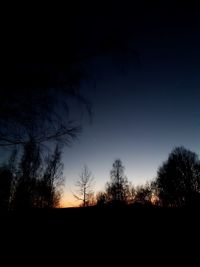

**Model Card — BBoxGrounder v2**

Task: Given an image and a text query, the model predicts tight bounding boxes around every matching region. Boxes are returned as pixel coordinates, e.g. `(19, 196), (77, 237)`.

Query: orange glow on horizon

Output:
(60, 201), (78, 208)
(60, 196), (81, 208)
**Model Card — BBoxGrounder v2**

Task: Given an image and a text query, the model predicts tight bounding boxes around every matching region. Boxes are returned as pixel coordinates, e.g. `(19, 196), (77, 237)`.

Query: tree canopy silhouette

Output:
(134, 183), (152, 205)
(154, 146), (200, 207)
(0, 4), (138, 148)
(10, 139), (64, 210)
(106, 159), (130, 205)
(12, 139), (42, 210)
(0, 68), (88, 148)
(0, 165), (13, 211)
(40, 145), (64, 208)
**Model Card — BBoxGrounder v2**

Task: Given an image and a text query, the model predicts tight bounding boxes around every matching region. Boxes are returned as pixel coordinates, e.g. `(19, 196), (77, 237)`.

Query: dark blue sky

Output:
(62, 6), (200, 205)
(1, 2), (199, 206)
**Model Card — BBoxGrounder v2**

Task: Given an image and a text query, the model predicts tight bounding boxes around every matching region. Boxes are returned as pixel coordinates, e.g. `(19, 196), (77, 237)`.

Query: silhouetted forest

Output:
(1, 63), (200, 211)
(0, 140), (63, 211)
(1, 3), (200, 215)
(1, 5), (200, 266)
(1, 145), (200, 212)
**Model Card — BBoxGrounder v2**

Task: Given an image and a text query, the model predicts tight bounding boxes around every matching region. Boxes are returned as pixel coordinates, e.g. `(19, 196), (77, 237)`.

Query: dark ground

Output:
(1, 206), (199, 263)
(2, 205), (199, 233)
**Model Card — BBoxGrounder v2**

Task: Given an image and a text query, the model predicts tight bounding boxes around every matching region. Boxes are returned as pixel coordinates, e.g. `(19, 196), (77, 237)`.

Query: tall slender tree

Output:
(106, 159), (129, 205)
(39, 145), (64, 208)
(74, 165), (94, 207)
(0, 165), (13, 211)
(13, 138), (41, 210)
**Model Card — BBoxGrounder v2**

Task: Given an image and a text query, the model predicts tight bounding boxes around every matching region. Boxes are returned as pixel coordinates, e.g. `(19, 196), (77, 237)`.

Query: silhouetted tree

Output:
(126, 182), (136, 204)
(0, 5), (138, 148)
(150, 180), (161, 206)
(11, 140), (64, 210)
(74, 165), (94, 207)
(13, 138), (41, 210)
(86, 192), (96, 206)
(106, 159), (129, 205)
(96, 191), (108, 206)
(6, 149), (19, 209)
(38, 145), (64, 208)
(0, 87), (84, 148)
(0, 166), (13, 211)
(134, 183), (152, 205)
(0, 19), (135, 149)
(154, 146), (200, 207)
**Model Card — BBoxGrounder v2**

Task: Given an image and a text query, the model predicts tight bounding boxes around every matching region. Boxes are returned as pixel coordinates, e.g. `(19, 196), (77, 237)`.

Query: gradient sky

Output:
(61, 4), (200, 206)
(1, 3), (200, 207)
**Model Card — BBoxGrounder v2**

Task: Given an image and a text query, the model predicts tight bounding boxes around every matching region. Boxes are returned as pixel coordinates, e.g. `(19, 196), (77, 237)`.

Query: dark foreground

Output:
(1, 205), (199, 263)
(1, 204), (199, 230)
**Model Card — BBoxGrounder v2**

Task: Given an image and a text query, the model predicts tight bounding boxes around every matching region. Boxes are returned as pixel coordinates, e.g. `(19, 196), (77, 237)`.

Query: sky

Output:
(1, 3), (200, 207)
(61, 3), (200, 206)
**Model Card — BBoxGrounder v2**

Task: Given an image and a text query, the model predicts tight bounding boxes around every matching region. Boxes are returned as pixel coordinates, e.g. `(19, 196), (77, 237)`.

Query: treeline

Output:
(0, 139), (63, 211)
(1, 145), (200, 211)
(76, 147), (200, 208)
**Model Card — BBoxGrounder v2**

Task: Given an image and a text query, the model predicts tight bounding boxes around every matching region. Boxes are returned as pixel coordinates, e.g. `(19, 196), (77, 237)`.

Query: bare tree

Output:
(0, 63), (92, 149)
(74, 165), (94, 207)
(0, 87), (85, 148)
